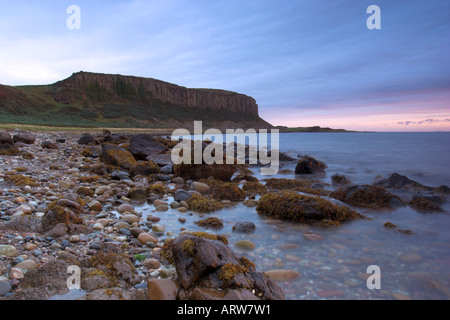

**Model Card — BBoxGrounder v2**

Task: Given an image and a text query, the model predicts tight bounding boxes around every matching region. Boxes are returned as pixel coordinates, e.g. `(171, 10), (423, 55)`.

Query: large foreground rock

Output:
(165, 234), (285, 300)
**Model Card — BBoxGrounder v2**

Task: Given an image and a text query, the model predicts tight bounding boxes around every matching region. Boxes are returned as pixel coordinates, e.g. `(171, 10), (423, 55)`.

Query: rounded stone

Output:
(138, 233), (158, 245)
(118, 203), (134, 213)
(121, 214), (140, 224)
(265, 269), (301, 282)
(234, 240), (256, 250)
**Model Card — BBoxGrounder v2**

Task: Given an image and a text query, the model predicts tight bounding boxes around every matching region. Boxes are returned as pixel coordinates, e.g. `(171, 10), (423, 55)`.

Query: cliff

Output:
(0, 72), (272, 129)
(55, 72), (259, 116)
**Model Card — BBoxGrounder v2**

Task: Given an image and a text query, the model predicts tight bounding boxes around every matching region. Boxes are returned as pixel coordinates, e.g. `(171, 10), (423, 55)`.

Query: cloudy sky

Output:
(0, 0), (449, 131)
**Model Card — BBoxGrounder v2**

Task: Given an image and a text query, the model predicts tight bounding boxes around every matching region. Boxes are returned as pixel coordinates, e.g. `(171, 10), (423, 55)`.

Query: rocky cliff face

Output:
(55, 72), (259, 116)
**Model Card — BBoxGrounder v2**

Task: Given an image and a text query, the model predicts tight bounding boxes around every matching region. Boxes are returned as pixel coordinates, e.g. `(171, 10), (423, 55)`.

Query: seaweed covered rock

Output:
(295, 156), (327, 174)
(409, 192), (445, 212)
(213, 182), (246, 201)
(78, 133), (99, 145)
(242, 181), (268, 196)
(167, 234), (285, 300)
(330, 185), (403, 209)
(256, 191), (364, 225)
(187, 193), (224, 213)
(100, 144), (137, 171)
(130, 160), (160, 176)
(41, 199), (84, 232)
(195, 217), (224, 230)
(174, 163), (238, 182)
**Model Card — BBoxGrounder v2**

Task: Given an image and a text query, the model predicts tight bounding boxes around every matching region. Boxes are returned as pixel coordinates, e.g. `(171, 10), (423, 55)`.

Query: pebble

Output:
(152, 224), (166, 233)
(399, 253), (423, 263)
(9, 267), (25, 280)
(302, 232), (324, 241)
(0, 245), (18, 257)
(156, 205), (169, 212)
(0, 281), (12, 297)
(121, 214), (140, 224)
(265, 269), (301, 282)
(118, 203), (134, 213)
(234, 240), (256, 250)
(138, 233), (158, 245)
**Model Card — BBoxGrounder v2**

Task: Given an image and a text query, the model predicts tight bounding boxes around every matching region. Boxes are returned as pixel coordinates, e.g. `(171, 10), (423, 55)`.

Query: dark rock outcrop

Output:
(295, 156), (327, 174)
(167, 234), (285, 300)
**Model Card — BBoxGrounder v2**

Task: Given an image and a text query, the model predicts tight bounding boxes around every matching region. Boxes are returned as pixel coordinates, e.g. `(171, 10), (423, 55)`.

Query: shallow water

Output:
(145, 132), (450, 300)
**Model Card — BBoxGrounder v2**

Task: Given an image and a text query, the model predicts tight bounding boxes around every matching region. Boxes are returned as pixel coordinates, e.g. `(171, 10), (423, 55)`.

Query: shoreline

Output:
(1, 129), (449, 300)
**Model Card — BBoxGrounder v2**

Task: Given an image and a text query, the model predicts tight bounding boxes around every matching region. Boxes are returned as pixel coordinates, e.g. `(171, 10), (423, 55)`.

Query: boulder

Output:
(330, 185), (404, 209)
(295, 156), (327, 174)
(0, 132), (20, 156)
(374, 173), (428, 190)
(167, 234), (285, 300)
(257, 191), (364, 225)
(128, 134), (167, 161)
(331, 174), (351, 186)
(101, 144), (137, 171)
(78, 133), (99, 145)
(13, 130), (36, 145)
(232, 221), (256, 234)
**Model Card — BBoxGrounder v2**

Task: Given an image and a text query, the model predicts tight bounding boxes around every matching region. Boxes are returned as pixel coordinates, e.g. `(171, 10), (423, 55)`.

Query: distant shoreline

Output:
(275, 126), (361, 133)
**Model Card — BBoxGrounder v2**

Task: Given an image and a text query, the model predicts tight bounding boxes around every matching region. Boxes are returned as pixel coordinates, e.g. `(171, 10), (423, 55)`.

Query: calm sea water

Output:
(142, 132), (450, 300)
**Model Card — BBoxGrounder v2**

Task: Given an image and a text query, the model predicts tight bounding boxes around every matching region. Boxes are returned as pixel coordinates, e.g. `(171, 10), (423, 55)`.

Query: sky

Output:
(0, 0), (449, 132)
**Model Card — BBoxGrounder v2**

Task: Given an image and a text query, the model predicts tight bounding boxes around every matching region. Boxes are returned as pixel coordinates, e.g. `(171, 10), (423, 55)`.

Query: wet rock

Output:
(409, 192), (445, 212)
(302, 232), (324, 241)
(174, 189), (191, 202)
(118, 203), (134, 213)
(232, 221), (256, 234)
(235, 240), (256, 250)
(0, 280), (12, 297)
(374, 173), (427, 190)
(264, 269), (301, 282)
(168, 234), (285, 300)
(295, 156), (327, 174)
(331, 174), (351, 186)
(257, 191), (364, 225)
(195, 217), (224, 230)
(191, 182), (210, 194)
(147, 279), (179, 300)
(330, 185), (404, 209)
(174, 163), (238, 182)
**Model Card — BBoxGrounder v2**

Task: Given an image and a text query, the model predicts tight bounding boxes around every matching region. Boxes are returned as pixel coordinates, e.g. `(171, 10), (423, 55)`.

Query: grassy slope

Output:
(0, 84), (270, 129)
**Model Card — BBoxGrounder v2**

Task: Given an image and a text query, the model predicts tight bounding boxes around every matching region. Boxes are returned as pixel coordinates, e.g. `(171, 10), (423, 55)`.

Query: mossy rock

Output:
(194, 217), (224, 230)
(100, 143), (137, 171)
(4, 173), (38, 187)
(213, 182), (246, 201)
(242, 181), (268, 196)
(330, 185), (403, 209)
(187, 193), (224, 213)
(256, 191), (364, 226)
(130, 161), (160, 176)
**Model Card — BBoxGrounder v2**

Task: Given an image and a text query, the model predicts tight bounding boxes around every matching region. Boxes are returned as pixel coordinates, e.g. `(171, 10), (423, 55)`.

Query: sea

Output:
(139, 132), (450, 300)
